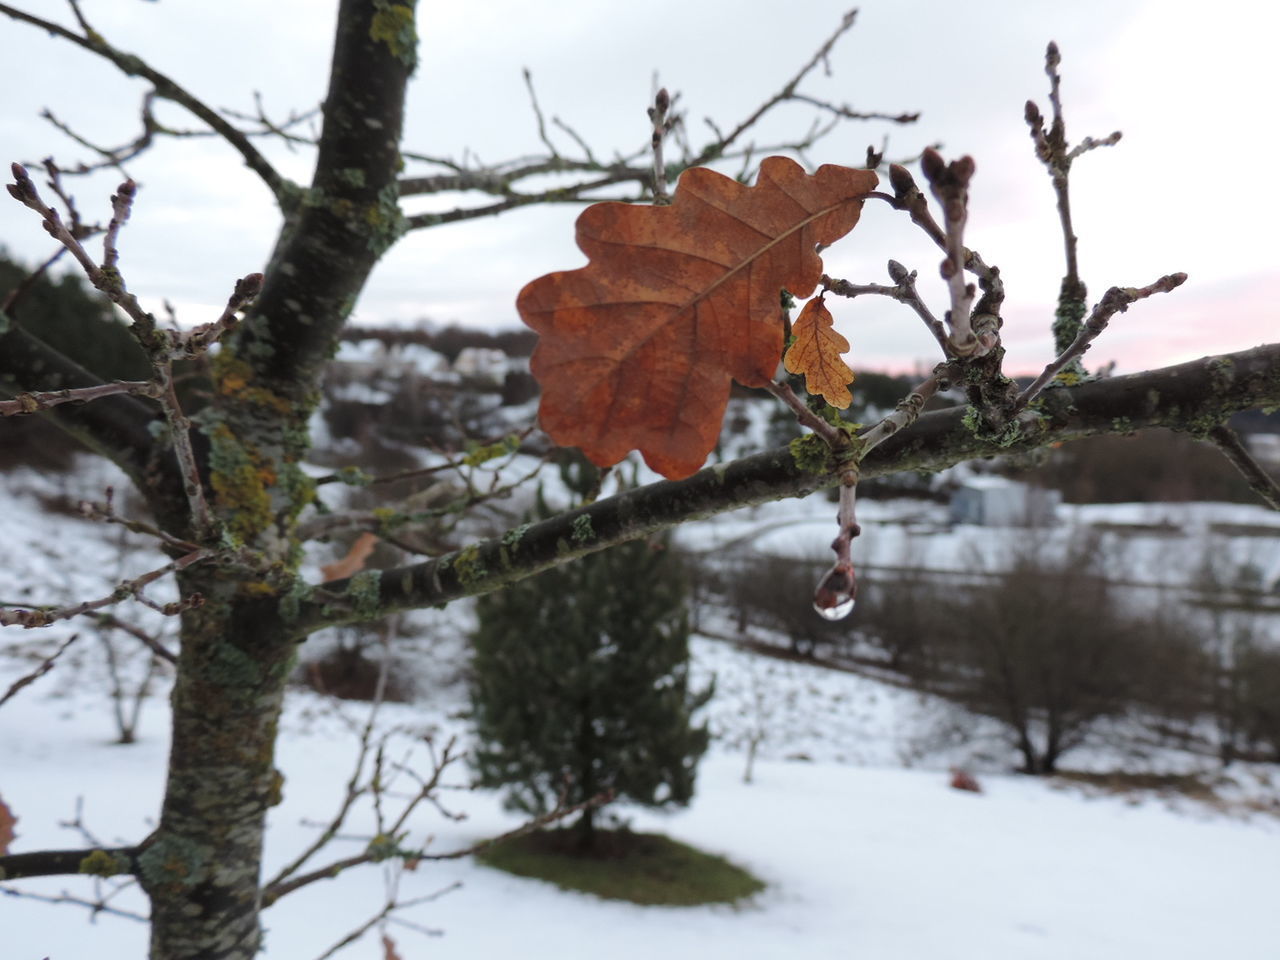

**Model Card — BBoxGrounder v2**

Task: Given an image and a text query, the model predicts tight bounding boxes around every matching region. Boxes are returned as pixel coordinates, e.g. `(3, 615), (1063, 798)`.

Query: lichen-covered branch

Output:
(280, 341), (1280, 636)
(0, 844), (139, 881)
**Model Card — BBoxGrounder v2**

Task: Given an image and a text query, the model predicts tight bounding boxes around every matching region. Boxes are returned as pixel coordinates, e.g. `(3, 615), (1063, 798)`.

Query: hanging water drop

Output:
(812, 561), (856, 621)
(813, 594), (855, 621)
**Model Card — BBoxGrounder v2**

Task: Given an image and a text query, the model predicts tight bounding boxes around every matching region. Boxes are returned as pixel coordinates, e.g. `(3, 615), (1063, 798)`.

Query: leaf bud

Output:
(887, 163), (916, 199)
(886, 259), (910, 285)
(920, 147), (945, 184)
(235, 272), (265, 300)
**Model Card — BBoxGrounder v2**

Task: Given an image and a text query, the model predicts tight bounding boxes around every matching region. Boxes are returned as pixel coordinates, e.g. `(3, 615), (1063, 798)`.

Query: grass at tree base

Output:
(475, 829), (765, 906)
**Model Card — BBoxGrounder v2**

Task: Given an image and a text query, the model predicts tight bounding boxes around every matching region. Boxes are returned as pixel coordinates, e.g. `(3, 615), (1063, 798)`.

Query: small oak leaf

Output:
(0, 794), (16, 854)
(783, 295), (854, 408)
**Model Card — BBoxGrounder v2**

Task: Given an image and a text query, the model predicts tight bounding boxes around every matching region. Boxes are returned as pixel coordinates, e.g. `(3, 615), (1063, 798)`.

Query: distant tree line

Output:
(712, 538), (1280, 774)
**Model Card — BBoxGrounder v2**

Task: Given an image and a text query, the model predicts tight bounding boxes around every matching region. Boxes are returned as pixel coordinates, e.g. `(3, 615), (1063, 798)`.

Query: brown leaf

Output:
(0, 794), (16, 854)
(381, 934), (403, 960)
(783, 295), (854, 408)
(321, 532), (379, 582)
(519, 156), (878, 479)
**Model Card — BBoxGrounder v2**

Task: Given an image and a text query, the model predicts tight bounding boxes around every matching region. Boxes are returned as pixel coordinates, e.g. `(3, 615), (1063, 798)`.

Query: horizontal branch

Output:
(282, 342), (1280, 636)
(0, 380), (159, 417)
(0, 845), (137, 881)
(1, 549), (208, 628)
(0, 324), (166, 498)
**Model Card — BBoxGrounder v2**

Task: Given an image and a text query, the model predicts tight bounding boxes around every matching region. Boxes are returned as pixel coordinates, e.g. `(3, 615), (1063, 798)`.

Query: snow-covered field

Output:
(3, 455), (1280, 959)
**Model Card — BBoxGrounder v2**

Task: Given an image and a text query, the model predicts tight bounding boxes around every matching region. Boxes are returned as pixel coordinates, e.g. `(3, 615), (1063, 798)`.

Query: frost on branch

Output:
(518, 156), (876, 480)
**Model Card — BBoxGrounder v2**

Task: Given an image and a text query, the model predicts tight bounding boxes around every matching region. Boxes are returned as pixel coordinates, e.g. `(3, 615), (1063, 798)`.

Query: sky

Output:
(0, 0), (1276, 375)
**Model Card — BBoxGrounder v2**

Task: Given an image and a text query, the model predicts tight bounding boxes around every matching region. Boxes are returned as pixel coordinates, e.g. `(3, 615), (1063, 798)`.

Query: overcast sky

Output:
(1, 0), (1275, 375)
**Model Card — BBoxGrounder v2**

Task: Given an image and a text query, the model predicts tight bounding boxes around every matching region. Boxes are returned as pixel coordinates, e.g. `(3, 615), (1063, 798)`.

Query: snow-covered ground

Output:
(3, 455), (1280, 959)
(4, 644), (1279, 960)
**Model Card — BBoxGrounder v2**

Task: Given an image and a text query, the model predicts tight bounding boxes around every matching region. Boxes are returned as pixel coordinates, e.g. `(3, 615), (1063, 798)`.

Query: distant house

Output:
(453, 346), (508, 385)
(949, 477), (1061, 527)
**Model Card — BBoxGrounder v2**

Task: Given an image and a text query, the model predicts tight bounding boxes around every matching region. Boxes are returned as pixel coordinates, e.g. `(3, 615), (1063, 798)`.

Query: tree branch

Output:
(279, 342), (1280, 636)
(0, 845), (138, 881)
(1025, 41), (1122, 361)
(0, 3), (289, 201)
(399, 7), (912, 229)
(1015, 272), (1188, 412)
(1206, 424), (1280, 511)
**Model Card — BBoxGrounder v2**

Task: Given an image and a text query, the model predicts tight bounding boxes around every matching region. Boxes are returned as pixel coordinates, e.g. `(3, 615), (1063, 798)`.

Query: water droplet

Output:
(813, 595), (855, 620)
(812, 561), (857, 620)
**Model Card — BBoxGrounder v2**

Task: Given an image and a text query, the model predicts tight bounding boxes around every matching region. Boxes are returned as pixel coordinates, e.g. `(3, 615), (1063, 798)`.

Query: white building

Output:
(949, 476), (1062, 527)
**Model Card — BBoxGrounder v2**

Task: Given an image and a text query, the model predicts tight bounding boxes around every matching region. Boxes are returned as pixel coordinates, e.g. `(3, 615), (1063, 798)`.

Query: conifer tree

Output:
(469, 461), (712, 849)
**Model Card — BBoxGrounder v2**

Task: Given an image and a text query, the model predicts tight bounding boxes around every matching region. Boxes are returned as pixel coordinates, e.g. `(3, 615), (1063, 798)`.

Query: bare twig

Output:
(813, 469), (860, 620)
(178, 272), (265, 357)
(310, 882), (459, 960)
(823, 263), (949, 352)
(265, 652), (397, 898)
(88, 612), (178, 665)
(1025, 42), (1122, 359)
(1014, 273), (1187, 411)
(918, 148), (978, 354)
(0, 245), (69, 317)
(399, 8), (911, 228)
(648, 87), (674, 203)
(5, 163), (242, 537)
(77, 488), (202, 553)
(878, 163), (1002, 359)
(0, 3), (289, 199)
(693, 8), (861, 163)
(788, 93), (919, 125)
(0, 633), (79, 708)
(765, 379), (846, 448)
(0, 549), (208, 628)
(0, 380), (160, 417)
(1206, 424), (1280, 512)
(521, 68), (559, 158)
(859, 365), (950, 453)
(0, 885), (147, 923)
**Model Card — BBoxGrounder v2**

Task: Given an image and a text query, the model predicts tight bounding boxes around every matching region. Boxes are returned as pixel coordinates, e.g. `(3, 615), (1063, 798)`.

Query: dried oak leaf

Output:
(0, 793), (16, 854)
(784, 295), (854, 408)
(321, 531), (379, 582)
(518, 156), (878, 480)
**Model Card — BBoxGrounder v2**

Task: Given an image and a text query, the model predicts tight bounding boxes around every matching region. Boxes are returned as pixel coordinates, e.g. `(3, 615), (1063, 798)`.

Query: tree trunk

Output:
(141, 576), (294, 959)
(139, 2), (415, 954)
